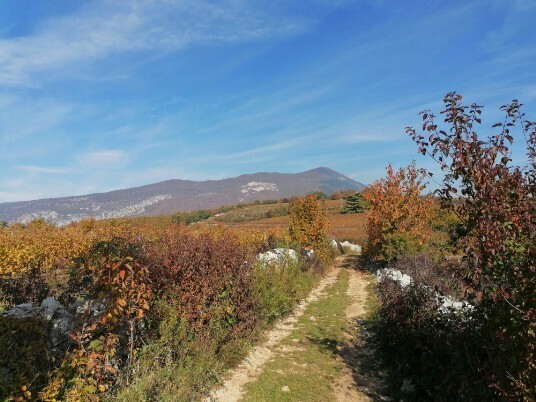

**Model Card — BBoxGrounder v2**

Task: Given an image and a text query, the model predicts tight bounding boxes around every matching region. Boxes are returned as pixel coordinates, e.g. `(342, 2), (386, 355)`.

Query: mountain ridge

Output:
(0, 167), (365, 225)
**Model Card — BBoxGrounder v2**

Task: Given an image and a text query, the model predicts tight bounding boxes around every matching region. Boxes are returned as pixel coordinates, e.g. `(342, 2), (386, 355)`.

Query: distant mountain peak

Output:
(0, 168), (366, 225)
(306, 166), (338, 173)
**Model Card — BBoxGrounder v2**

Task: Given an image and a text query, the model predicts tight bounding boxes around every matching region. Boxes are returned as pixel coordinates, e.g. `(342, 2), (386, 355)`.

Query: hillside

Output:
(0, 167), (365, 225)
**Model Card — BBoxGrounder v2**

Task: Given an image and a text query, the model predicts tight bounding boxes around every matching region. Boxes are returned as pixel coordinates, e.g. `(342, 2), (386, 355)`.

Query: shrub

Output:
(41, 238), (153, 401)
(374, 254), (494, 400)
(406, 92), (535, 399)
(0, 267), (49, 306)
(147, 230), (258, 340)
(363, 162), (434, 263)
(308, 191), (328, 200)
(330, 189), (358, 200)
(171, 210), (211, 225)
(288, 195), (330, 262)
(0, 316), (50, 401)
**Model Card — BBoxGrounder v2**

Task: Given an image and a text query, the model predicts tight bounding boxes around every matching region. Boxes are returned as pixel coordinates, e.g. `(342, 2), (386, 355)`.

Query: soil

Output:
(334, 256), (389, 401)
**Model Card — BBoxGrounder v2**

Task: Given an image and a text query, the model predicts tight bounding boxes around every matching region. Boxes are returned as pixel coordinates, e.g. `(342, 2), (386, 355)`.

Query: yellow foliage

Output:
(288, 195), (330, 261)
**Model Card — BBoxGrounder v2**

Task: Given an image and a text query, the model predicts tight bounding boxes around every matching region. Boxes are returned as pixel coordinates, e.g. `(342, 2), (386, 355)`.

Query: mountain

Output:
(0, 167), (366, 225)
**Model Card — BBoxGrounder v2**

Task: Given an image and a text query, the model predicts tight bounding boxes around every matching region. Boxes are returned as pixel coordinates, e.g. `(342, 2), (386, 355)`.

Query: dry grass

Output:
(328, 213), (367, 243)
(227, 200), (366, 243)
(211, 203), (288, 224)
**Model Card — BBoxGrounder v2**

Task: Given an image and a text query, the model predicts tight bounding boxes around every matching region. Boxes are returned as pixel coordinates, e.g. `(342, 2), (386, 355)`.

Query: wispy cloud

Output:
(0, 1), (309, 86)
(18, 165), (69, 174)
(77, 150), (129, 167)
(225, 139), (298, 159)
(2, 100), (72, 141)
(1, 0), (534, 203)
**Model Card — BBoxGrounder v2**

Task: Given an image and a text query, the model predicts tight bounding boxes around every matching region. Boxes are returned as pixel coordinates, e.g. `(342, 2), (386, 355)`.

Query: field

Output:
(216, 200), (367, 243)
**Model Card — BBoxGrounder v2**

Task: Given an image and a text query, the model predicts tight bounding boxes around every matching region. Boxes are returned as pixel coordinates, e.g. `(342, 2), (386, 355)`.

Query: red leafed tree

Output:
(406, 92), (535, 398)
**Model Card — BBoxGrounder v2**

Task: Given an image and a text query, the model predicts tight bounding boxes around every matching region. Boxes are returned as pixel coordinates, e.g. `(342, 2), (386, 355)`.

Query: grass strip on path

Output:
(241, 269), (350, 402)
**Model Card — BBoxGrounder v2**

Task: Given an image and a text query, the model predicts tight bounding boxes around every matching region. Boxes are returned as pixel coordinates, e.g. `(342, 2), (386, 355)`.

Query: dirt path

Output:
(333, 256), (387, 401)
(208, 255), (386, 402)
(208, 259), (343, 402)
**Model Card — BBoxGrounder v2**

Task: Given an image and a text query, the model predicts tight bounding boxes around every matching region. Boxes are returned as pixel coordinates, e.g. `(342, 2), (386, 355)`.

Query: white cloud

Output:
(18, 165), (69, 174)
(77, 150), (129, 167)
(0, 1), (309, 86)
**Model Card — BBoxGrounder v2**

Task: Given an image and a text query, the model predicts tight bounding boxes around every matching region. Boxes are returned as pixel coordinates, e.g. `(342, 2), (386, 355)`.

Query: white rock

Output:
(376, 268), (413, 287)
(240, 181), (278, 194)
(376, 267), (474, 316)
(436, 295), (474, 314)
(256, 248), (298, 266)
(339, 241), (362, 254)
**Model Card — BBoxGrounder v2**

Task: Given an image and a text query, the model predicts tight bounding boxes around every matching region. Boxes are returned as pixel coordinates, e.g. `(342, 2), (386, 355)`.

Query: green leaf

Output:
(88, 339), (103, 351)
(84, 385), (96, 394)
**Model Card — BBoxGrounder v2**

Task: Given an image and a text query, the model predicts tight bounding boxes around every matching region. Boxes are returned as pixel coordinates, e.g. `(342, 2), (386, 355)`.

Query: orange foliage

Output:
(363, 162), (434, 262)
(288, 194), (330, 260)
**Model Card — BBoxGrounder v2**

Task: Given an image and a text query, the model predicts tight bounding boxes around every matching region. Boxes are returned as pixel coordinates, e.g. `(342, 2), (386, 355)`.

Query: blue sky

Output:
(0, 0), (535, 202)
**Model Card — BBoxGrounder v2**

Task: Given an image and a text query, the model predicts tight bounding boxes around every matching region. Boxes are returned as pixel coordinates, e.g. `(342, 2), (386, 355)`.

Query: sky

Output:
(0, 0), (535, 202)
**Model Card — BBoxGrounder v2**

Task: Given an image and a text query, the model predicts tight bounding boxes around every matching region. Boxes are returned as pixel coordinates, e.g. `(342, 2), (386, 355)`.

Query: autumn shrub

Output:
(407, 92), (535, 399)
(146, 230), (258, 340)
(427, 201), (460, 257)
(375, 256), (492, 400)
(363, 163), (434, 263)
(0, 267), (49, 306)
(288, 194), (331, 262)
(0, 316), (49, 401)
(330, 189), (358, 200)
(40, 237), (153, 401)
(0, 213), (325, 400)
